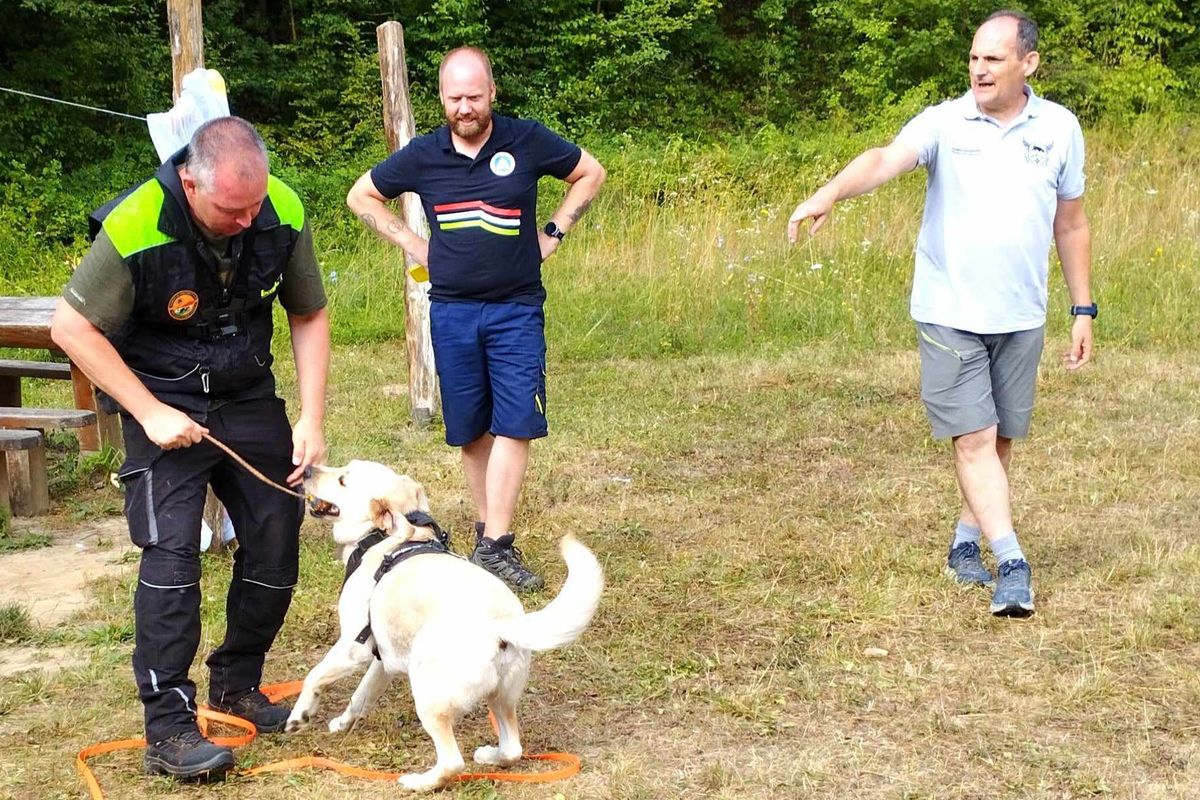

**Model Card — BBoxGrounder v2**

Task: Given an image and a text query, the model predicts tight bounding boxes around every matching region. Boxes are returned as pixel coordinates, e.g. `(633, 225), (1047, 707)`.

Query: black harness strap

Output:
(342, 530), (390, 589)
(340, 510), (453, 658)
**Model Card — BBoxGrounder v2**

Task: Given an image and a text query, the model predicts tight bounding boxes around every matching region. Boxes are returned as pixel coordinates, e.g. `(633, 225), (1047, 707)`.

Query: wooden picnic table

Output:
(0, 296), (119, 451)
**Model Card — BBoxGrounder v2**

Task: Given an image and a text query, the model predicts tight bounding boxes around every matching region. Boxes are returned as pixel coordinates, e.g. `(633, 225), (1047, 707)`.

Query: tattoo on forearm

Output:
(567, 198), (594, 225)
(359, 213), (379, 232)
(386, 218), (408, 236)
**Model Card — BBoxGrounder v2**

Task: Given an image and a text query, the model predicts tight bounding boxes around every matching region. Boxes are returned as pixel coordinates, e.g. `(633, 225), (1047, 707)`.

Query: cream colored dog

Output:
(287, 460), (604, 791)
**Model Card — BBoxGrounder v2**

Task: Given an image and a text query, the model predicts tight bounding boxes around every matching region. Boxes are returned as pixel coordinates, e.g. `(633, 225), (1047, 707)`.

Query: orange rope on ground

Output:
(76, 679), (581, 799)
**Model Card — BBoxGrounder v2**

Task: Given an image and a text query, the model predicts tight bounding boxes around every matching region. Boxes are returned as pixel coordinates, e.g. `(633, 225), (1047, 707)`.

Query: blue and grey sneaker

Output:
(944, 541), (994, 587)
(989, 559), (1035, 617)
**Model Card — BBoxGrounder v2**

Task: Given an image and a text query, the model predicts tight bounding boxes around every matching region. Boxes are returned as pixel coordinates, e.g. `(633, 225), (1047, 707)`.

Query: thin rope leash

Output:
(0, 85), (147, 121)
(201, 432), (305, 498)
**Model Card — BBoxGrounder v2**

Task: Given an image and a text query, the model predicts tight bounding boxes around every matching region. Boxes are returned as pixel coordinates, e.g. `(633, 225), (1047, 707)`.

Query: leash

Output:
(76, 680), (581, 798)
(201, 432), (305, 499)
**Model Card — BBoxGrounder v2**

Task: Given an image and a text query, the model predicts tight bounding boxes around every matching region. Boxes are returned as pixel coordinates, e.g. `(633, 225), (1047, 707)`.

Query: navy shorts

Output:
(430, 300), (548, 446)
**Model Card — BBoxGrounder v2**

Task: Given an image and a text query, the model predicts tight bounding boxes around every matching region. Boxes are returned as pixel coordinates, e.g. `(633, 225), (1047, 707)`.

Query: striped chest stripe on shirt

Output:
(434, 200), (521, 236)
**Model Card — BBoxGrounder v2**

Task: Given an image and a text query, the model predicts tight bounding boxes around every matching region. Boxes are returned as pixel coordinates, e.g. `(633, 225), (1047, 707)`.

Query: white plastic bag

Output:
(146, 68), (230, 163)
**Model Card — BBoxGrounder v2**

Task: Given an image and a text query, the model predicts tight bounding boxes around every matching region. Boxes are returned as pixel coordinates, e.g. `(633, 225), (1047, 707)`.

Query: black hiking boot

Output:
(470, 532), (545, 592)
(209, 688), (291, 733)
(143, 729), (235, 780)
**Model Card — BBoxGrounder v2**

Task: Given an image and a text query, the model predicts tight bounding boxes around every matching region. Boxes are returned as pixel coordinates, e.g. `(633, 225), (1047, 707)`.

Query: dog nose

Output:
(302, 465), (313, 480)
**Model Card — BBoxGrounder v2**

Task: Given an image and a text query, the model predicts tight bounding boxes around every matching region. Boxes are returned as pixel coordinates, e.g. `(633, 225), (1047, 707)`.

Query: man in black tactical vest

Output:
(50, 117), (330, 780)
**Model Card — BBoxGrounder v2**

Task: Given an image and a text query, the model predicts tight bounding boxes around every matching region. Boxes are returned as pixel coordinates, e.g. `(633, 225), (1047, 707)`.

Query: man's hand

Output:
(538, 231), (561, 262)
(787, 188), (836, 242)
(410, 237), (430, 268)
(1063, 315), (1093, 371)
(288, 414), (326, 485)
(140, 403), (208, 450)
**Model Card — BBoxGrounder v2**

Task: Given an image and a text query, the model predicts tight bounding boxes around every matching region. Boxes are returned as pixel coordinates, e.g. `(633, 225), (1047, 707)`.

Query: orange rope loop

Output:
(76, 679), (580, 798)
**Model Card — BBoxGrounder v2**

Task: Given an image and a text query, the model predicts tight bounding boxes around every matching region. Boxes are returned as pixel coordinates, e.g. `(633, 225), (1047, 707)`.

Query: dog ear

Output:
(369, 497), (396, 533)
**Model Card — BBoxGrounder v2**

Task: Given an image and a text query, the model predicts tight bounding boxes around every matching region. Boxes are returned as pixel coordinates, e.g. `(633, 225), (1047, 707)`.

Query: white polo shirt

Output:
(895, 87), (1086, 334)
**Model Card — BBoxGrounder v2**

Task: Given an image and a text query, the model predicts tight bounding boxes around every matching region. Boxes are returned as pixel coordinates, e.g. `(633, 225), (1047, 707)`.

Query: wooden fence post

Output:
(167, 0), (204, 102)
(376, 21), (439, 429)
(167, 0), (229, 549)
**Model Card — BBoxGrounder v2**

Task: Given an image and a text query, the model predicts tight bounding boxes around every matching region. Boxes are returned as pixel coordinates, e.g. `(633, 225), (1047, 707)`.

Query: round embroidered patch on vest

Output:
(490, 151), (516, 176)
(168, 290), (200, 321)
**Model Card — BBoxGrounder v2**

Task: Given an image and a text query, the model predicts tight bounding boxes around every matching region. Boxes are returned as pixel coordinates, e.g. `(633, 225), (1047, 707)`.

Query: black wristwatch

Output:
(1069, 303), (1098, 318)
(543, 221), (566, 241)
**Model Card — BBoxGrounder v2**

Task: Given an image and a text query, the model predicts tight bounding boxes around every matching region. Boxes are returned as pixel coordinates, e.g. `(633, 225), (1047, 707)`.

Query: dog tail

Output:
(494, 535), (604, 652)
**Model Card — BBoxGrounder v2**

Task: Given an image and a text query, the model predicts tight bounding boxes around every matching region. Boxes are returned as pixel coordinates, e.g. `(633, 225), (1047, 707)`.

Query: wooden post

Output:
(376, 21), (439, 429)
(167, 0), (227, 543)
(167, 0), (205, 101)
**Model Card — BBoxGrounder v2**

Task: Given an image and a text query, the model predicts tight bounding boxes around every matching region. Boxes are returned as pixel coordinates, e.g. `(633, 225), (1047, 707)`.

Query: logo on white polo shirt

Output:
(490, 151), (516, 176)
(1022, 138), (1053, 167)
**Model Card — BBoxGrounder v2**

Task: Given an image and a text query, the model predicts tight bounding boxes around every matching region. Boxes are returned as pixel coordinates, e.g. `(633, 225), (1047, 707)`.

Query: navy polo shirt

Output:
(371, 114), (582, 305)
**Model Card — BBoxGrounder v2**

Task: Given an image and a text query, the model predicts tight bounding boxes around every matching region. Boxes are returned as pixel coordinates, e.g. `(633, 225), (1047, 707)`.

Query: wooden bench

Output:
(0, 407), (98, 516)
(0, 358), (120, 451)
(0, 429), (42, 517)
(0, 358), (73, 406)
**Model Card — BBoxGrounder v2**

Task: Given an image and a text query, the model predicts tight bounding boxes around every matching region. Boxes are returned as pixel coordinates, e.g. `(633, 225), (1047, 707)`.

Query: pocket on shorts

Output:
(917, 326), (984, 362)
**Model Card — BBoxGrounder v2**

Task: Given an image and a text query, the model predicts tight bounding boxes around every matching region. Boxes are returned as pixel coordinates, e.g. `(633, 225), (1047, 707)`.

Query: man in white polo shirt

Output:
(786, 9), (1094, 617)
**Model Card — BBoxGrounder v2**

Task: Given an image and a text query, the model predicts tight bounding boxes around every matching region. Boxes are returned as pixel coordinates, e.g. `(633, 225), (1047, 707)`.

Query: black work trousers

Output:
(120, 397), (302, 744)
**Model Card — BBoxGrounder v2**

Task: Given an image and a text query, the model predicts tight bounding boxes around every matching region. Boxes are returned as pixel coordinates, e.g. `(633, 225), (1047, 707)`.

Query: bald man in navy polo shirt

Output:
(348, 47), (606, 590)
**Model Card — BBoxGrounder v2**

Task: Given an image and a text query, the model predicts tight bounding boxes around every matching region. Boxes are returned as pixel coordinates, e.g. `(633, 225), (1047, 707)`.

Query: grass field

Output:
(1, 117), (1199, 798)
(2, 344), (1199, 799)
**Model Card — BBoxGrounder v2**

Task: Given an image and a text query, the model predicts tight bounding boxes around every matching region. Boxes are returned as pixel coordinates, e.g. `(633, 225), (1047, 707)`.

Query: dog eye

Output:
(338, 474), (346, 486)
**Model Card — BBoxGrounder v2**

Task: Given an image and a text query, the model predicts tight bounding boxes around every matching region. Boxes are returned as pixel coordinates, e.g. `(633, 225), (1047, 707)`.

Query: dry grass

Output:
(2, 342), (1199, 799)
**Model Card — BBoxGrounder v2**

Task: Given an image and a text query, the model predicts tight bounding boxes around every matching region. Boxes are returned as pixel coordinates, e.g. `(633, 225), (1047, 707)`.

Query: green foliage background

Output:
(0, 0), (1197, 312)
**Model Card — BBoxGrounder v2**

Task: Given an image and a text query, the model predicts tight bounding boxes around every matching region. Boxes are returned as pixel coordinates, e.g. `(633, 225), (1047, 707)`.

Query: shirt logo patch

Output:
(434, 200), (521, 237)
(1023, 138), (1053, 167)
(490, 151), (516, 176)
(168, 290), (199, 321)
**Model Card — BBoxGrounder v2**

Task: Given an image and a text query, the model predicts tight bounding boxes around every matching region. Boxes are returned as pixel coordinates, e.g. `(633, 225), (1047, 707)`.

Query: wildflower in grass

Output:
(1146, 189), (1159, 195)
(810, 262), (824, 271)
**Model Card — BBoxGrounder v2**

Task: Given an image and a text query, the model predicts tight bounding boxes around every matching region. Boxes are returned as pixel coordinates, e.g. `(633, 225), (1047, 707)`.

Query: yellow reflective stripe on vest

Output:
(267, 175), (304, 231)
(103, 180), (175, 258)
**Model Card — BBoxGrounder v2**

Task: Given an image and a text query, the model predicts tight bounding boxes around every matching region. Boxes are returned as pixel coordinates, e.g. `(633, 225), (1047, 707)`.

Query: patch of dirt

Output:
(0, 516), (134, 678)
(0, 645), (85, 678)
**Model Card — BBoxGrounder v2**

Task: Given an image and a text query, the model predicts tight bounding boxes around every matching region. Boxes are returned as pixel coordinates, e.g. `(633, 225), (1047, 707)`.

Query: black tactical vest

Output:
(88, 149), (304, 414)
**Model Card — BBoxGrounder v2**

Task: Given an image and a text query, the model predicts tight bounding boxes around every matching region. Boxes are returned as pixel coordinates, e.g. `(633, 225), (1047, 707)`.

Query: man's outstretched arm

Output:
(787, 141), (919, 242)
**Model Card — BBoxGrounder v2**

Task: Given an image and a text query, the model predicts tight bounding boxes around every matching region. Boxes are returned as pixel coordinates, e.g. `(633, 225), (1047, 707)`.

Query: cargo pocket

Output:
(118, 420), (164, 548)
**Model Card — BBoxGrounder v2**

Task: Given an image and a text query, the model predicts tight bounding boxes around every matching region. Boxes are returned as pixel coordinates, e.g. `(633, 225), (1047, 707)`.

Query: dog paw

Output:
(328, 713), (356, 733)
(473, 745), (521, 766)
(285, 710), (311, 733)
(397, 769), (452, 792)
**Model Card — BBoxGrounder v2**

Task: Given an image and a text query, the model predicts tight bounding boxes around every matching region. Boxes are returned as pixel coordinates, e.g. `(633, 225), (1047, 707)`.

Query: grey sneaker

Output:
(990, 559), (1035, 617)
(470, 533), (545, 592)
(209, 688), (291, 733)
(144, 729), (235, 780)
(944, 541), (994, 587)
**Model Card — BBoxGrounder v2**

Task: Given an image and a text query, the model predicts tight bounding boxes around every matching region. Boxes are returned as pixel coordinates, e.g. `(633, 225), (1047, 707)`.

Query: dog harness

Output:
(343, 511), (454, 656)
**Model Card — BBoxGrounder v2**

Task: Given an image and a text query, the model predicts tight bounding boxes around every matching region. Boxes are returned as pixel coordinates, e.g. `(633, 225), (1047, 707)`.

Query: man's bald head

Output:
(439, 47), (494, 92)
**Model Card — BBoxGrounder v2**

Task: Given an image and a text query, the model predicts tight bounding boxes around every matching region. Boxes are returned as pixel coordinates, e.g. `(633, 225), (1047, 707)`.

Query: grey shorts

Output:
(916, 322), (1045, 440)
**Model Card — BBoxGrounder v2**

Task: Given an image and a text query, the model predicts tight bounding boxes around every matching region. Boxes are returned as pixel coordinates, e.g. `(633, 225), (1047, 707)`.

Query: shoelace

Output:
(997, 560), (1028, 579)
